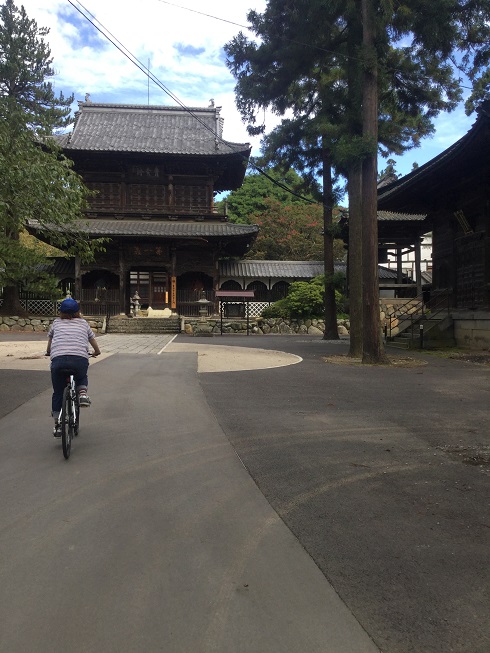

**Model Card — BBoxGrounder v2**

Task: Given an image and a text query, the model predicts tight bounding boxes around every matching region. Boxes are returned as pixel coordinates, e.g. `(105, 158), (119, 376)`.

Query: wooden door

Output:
(151, 272), (167, 308)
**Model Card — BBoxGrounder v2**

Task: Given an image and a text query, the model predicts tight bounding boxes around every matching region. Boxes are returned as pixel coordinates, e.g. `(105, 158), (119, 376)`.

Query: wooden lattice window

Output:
(87, 182), (121, 209)
(128, 184), (166, 210)
(174, 185), (209, 212)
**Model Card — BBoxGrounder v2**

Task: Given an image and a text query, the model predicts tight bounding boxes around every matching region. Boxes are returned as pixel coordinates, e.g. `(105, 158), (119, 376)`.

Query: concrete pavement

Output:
(1, 332), (488, 652)
(0, 335), (380, 653)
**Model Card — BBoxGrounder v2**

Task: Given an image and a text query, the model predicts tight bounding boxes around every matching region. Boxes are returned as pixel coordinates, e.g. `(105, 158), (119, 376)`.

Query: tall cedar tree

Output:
(225, 0), (490, 360)
(0, 0), (100, 315)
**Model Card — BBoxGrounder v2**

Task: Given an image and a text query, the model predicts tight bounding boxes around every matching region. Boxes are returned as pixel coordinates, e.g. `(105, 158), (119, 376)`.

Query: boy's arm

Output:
(89, 336), (101, 356)
(46, 335), (52, 356)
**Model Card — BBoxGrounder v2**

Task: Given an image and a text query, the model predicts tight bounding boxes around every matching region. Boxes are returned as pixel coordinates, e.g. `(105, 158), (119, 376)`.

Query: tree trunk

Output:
(0, 285), (28, 317)
(322, 142), (339, 340)
(361, 0), (389, 364)
(347, 164), (363, 357)
(346, 1), (363, 357)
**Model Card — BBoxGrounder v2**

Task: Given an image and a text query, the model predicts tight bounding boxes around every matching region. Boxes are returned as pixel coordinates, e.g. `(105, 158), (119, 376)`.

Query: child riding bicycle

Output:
(46, 298), (101, 436)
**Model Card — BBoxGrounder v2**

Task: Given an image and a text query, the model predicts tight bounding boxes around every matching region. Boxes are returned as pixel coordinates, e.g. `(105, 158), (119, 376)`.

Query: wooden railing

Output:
(80, 289), (120, 316)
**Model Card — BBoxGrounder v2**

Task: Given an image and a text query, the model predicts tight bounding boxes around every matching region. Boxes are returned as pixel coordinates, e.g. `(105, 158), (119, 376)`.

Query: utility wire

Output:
(66, 0), (317, 204)
(156, 0), (473, 91)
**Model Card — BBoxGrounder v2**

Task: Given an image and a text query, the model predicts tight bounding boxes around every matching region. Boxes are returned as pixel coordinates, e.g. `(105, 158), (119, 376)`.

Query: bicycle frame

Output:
(58, 372), (80, 460)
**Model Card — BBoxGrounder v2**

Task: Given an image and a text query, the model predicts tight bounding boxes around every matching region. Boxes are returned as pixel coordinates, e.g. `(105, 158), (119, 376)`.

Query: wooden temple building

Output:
(377, 101), (490, 347)
(377, 102), (490, 311)
(32, 101), (258, 316)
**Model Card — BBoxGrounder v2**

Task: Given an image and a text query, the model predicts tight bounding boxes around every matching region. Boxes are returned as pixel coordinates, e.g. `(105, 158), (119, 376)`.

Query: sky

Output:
(18, 0), (478, 185)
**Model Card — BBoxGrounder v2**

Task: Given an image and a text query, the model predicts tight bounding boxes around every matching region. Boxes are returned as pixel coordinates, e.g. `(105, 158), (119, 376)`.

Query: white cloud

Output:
(19, 0), (273, 153)
(16, 1), (482, 178)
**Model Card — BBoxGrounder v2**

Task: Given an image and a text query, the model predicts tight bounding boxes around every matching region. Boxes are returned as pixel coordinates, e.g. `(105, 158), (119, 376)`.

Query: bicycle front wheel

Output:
(61, 386), (72, 460)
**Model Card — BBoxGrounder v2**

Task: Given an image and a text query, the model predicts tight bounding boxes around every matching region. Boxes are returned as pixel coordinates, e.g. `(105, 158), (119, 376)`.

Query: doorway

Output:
(130, 270), (168, 310)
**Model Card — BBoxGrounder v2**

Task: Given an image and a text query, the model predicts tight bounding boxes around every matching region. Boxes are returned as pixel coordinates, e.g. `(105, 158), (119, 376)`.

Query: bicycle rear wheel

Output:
(74, 398), (80, 436)
(61, 386), (72, 460)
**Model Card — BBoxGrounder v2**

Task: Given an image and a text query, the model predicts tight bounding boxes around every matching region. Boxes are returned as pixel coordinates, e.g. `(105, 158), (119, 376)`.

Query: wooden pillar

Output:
(119, 242), (127, 315)
(396, 247), (403, 284)
(74, 256), (81, 300)
(415, 238), (422, 296)
(170, 246), (177, 311)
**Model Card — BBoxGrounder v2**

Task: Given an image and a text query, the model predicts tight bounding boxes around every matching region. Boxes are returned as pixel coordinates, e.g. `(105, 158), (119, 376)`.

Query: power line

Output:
(155, 0), (474, 91)
(66, 0), (317, 204)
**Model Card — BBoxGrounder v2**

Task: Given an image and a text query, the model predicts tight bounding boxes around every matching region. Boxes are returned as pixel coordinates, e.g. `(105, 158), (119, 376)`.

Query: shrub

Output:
(260, 273), (347, 320)
(261, 298), (289, 318)
(285, 281), (324, 318)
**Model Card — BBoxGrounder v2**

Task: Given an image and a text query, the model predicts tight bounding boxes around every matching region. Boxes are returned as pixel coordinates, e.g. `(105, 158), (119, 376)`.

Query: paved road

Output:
(197, 336), (490, 653)
(0, 333), (488, 652)
(0, 335), (379, 653)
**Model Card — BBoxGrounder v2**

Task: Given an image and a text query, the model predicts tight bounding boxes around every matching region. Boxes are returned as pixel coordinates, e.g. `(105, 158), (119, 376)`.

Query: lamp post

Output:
(196, 291), (212, 321)
(131, 291), (141, 317)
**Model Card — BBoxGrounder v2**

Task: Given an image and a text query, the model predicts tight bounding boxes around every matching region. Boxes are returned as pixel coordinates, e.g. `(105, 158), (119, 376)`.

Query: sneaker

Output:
(53, 422), (62, 438)
(79, 394), (91, 407)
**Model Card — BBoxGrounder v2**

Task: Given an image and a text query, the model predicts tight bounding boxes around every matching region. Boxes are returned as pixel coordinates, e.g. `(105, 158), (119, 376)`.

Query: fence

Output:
(0, 296), (58, 315)
(0, 289), (120, 317)
(1, 292), (274, 318)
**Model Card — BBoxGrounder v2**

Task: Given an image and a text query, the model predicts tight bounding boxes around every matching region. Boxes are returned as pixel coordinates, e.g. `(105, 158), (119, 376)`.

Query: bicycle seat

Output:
(58, 368), (77, 376)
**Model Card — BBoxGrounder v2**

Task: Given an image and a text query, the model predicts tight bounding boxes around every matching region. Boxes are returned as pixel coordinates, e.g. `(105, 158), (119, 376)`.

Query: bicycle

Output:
(58, 368), (80, 460)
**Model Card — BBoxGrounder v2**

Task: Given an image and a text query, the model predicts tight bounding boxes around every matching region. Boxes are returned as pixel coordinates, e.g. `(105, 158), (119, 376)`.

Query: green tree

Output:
(0, 0), (101, 315)
(218, 166), (319, 224)
(246, 198), (345, 261)
(261, 274), (346, 320)
(225, 0), (490, 361)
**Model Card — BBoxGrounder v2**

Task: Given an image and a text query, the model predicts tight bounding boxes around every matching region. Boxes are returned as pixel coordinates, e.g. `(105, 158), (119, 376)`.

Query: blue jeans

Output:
(51, 355), (89, 416)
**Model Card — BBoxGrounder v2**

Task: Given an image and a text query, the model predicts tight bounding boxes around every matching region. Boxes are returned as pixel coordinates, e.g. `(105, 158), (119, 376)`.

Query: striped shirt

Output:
(48, 318), (95, 360)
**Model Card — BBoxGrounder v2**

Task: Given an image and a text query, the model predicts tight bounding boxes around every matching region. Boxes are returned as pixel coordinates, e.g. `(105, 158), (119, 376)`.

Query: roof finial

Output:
(85, 93), (92, 103)
(209, 98), (215, 108)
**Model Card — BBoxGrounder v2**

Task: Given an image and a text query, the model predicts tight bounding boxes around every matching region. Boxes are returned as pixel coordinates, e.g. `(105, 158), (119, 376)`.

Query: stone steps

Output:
(107, 317), (181, 334)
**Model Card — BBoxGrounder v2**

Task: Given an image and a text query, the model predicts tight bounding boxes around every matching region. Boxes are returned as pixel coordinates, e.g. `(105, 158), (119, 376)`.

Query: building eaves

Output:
(378, 101), (490, 206)
(219, 260), (326, 279)
(377, 210), (426, 222)
(219, 260), (402, 281)
(27, 219), (258, 239)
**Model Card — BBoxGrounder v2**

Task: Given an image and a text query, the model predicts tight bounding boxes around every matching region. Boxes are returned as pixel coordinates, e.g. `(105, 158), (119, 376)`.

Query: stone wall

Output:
(184, 317), (350, 336)
(379, 299), (420, 337)
(0, 315), (106, 334)
(452, 311), (490, 350)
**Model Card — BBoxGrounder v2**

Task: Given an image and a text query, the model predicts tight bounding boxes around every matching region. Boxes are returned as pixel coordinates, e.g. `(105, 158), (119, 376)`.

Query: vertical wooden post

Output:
(415, 239), (422, 296)
(119, 241), (127, 314)
(74, 256), (81, 301)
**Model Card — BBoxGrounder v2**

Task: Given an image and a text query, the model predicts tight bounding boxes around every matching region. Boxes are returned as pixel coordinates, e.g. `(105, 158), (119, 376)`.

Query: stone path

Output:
(0, 334), (302, 373)
(96, 333), (176, 354)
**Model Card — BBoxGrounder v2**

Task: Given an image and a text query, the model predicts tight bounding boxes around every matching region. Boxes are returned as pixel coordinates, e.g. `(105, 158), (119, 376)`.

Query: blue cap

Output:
(60, 298), (80, 313)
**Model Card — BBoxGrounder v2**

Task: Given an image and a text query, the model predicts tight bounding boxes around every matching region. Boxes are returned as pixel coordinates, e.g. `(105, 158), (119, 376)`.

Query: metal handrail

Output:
(385, 290), (451, 344)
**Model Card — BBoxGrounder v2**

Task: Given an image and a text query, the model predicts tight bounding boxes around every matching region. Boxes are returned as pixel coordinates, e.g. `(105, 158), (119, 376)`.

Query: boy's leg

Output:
(50, 359), (66, 418)
(73, 358), (90, 406)
(50, 358), (66, 436)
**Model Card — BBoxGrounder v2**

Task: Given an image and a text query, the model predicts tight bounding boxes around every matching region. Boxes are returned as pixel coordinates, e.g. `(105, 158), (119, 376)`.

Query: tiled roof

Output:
(219, 260), (403, 280)
(44, 254), (405, 283)
(377, 210), (426, 222)
(220, 260), (326, 278)
(39, 219), (259, 239)
(62, 102), (250, 157)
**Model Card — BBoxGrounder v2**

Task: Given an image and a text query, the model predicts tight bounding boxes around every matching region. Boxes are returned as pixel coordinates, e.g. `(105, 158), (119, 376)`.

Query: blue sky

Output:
(20, 0), (478, 183)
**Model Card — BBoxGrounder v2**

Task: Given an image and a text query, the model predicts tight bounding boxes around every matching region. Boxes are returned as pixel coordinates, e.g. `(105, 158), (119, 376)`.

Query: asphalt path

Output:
(0, 333), (488, 652)
(0, 335), (379, 653)
(197, 336), (490, 653)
